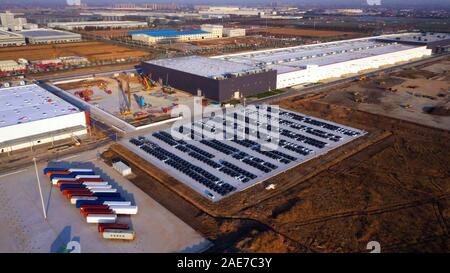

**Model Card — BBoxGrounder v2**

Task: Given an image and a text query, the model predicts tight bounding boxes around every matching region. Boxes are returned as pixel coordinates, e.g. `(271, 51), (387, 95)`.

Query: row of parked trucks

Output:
(43, 167), (138, 241)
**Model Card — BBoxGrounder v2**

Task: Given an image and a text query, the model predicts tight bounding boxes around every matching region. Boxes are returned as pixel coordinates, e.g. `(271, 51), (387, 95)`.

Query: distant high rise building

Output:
(0, 11), (27, 31)
(367, 0), (382, 5)
(67, 0), (81, 6)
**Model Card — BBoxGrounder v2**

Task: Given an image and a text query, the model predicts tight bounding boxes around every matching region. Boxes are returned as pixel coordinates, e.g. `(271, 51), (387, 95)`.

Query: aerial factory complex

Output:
(0, 0), (449, 254)
(142, 33), (450, 101)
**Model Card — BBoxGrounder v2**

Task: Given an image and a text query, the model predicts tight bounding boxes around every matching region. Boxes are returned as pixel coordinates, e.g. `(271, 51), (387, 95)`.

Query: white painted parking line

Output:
(0, 169), (27, 179)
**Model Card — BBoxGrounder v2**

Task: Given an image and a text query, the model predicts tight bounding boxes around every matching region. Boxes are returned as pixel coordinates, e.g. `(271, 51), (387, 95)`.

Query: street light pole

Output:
(33, 157), (47, 220)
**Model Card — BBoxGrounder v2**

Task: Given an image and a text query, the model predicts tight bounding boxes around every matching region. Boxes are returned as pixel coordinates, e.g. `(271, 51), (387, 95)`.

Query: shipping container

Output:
(60, 184), (111, 191)
(74, 174), (100, 179)
(82, 182), (108, 186)
(85, 185), (112, 190)
(75, 197), (125, 208)
(70, 196), (98, 205)
(60, 184), (85, 191)
(102, 229), (135, 240)
(50, 171), (96, 180)
(65, 191), (93, 199)
(50, 172), (97, 183)
(108, 205), (138, 215)
(68, 168), (93, 173)
(86, 214), (117, 224)
(46, 170), (70, 178)
(93, 192), (121, 198)
(80, 204), (110, 210)
(43, 167), (66, 175)
(76, 200), (104, 208)
(90, 188), (117, 193)
(98, 223), (129, 233)
(62, 188), (91, 195)
(103, 201), (132, 206)
(57, 181), (84, 187)
(77, 178), (104, 183)
(51, 177), (79, 185)
(81, 209), (114, 218)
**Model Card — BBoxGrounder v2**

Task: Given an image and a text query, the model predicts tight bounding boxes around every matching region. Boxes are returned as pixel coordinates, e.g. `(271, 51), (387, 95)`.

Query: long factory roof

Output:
(0, 84), (81, 128)
(18, 28), (80, 37)
(216, 39), (424, 74)
(129, 29), (210, 37)
(145, 38), (425, 77)
(375, 32), (450, 44)
(144, 55), (271, 78)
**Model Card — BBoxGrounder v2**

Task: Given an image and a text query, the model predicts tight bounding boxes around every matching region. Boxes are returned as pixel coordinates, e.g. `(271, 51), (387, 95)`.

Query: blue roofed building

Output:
(129, 25), (223, 44)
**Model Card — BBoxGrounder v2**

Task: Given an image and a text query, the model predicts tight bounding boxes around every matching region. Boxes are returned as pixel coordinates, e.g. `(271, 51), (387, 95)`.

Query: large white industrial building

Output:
(0, 29), (26, 47)
(214, 36), (433, 89)
(47, 21), (148, 30)
(0, 84), (88, 153)
(18, 28), (82, 44)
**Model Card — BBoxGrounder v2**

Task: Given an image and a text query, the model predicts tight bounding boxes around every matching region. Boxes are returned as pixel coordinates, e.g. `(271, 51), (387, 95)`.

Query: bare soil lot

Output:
(0, 41), (151, 62)
(322, 56), (450, 130)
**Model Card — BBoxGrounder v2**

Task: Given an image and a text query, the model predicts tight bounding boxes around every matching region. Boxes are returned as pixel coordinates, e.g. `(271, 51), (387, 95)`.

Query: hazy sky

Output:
(1, 0), (449, 8)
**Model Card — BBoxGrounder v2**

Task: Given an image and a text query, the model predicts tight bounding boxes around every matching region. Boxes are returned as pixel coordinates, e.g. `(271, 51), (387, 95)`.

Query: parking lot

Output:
(0, 149), (210, 253)
(122, 106), (366, 201)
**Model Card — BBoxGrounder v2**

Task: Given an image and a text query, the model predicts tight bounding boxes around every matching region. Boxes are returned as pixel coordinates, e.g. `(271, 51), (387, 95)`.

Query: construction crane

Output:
(117, 76), (132, 116)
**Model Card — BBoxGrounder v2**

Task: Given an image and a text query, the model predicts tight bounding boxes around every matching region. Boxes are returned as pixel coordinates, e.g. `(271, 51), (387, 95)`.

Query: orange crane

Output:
(117, 76), (132, 116)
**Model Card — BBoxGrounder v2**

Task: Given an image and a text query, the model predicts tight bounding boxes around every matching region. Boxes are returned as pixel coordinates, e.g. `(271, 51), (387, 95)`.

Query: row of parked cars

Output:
(130, 137), (237, 200)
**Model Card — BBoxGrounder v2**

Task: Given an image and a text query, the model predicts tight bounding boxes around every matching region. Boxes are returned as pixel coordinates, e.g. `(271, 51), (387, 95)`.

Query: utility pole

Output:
(33, 157), (47, 220)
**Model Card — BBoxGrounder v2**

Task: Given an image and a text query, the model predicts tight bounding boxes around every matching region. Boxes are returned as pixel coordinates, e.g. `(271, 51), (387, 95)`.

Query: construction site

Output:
(53, 72), (195, 129)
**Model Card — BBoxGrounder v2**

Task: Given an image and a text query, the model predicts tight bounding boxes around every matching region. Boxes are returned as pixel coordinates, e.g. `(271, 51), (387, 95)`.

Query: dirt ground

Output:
(0, 41), (151, 62)
(247, 27), (357, 38)
(322, 56), (450, 130)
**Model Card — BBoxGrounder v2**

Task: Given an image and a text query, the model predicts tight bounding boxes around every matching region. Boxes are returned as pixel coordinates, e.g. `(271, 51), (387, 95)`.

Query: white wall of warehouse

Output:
(0, 111), (87, 143)
(276, 46), (432, 89)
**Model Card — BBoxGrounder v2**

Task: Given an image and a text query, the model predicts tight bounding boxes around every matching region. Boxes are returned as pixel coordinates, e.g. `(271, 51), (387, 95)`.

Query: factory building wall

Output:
(0, 128), (87, 153)
(26, 36), (82, 44)
(0, 111), (87, 143)
(276, 46), (432, 89)
(217, 70), (277, 101)
(0, 37), (26, 47)
(141, 62), (276, 102)
(132, 32), (216, 44)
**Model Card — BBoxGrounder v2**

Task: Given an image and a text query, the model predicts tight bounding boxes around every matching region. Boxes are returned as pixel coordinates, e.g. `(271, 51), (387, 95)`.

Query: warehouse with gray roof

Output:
(18, 28), (82, 44)
(141, 33), (446, 101)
